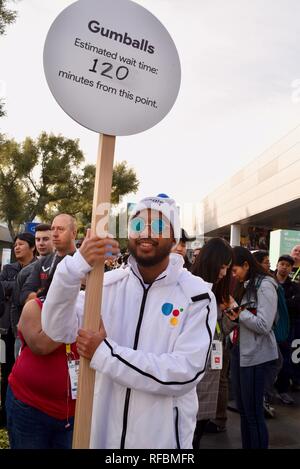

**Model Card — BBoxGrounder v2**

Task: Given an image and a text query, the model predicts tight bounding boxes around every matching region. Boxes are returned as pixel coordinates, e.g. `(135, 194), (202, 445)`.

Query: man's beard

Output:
(128, 239), (173, 267)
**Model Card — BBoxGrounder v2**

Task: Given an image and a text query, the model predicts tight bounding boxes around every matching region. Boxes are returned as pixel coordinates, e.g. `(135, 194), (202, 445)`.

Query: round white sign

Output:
(43, 0), (181, 136)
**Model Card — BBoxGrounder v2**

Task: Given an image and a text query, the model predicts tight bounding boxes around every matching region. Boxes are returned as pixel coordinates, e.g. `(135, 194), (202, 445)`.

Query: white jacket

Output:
(42, 252), (217, 449)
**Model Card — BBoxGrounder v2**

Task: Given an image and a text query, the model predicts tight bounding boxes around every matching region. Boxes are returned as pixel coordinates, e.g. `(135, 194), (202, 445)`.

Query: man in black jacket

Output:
(20, 214), (77, 305)
(10, 224), (54, 354)
(0, 232), (35, 426)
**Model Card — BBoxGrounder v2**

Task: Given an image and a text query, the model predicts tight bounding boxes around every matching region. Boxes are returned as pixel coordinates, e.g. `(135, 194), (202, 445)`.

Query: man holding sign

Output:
(42, 195), (217, 449)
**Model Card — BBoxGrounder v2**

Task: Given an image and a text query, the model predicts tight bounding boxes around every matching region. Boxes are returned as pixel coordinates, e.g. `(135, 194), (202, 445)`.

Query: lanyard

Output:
(66, 343), (76, 361)
(292, 266), (300, 282)
(215, 321), (221, 336)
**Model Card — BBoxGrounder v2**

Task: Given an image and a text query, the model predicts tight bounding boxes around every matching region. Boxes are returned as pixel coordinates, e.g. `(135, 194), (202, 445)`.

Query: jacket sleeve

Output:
(239, 279), (277, 335)
(0, 282), (5, 318)
(286, 283), (300, 317)
(90, 295), (217, 397)
(19, 260), (42, 304)
(41, 251), (91, 343)
(0, 265), (15, 297)
(10, 268), (30, 336)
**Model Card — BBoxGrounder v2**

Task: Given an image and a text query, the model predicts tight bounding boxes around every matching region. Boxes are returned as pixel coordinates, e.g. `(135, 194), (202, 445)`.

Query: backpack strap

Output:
(255, 275), (265, 290)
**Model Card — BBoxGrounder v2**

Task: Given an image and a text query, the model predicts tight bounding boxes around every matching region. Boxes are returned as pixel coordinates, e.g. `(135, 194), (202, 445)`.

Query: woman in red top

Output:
(6, 294), (79, 449)
(6, 231), (119, 449)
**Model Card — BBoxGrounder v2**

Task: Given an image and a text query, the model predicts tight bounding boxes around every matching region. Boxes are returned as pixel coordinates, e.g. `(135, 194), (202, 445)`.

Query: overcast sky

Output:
(1, 0), (300, 218)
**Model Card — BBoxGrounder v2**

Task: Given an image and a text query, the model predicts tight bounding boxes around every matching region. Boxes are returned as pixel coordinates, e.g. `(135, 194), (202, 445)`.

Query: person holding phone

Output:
(228, 246), (278, 449)
(191, 237), (234, 447)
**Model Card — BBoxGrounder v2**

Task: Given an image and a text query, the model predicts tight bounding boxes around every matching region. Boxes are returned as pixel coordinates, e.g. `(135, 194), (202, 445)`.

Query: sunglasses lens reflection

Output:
(130, 217), (145, 233)
(152, 219), (165, 234)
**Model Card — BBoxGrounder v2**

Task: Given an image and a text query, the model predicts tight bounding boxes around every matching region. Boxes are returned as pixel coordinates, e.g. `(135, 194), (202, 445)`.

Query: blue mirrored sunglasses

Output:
(130, 217), (167, 235)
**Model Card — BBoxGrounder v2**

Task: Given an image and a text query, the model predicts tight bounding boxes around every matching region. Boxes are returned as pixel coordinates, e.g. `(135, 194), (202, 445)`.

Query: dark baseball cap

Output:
(180, 229), (196, 243)
(277, 255), (295, 266)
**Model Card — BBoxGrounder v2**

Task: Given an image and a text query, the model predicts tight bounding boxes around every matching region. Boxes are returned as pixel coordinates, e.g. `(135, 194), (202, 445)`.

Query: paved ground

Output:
(200, 391), (300, 449)
(1, 392), (299, 449)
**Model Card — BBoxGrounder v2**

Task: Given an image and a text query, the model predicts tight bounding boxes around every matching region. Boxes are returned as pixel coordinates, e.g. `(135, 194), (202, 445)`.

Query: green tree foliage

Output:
(0, 1), (18, 117)
(0, 428), (9, 448)
(55, 161), (139, 237)
(0, 0), (17, 36)
(111, 161), (139, 205)
(0, 132), (139, 239)
(0, 99), (5, 118)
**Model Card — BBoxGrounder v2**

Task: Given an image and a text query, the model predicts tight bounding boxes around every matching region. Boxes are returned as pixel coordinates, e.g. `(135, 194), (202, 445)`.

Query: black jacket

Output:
(280, 276), (300, 321)
(0, 281), (5, 319)
(20, 251), (76, 305)
(0, 262), (22, 335)
(9, 259), (38, 337)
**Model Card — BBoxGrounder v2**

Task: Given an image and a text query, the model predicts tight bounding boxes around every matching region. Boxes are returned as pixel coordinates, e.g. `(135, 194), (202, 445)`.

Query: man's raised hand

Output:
(79, 229), (119, 267)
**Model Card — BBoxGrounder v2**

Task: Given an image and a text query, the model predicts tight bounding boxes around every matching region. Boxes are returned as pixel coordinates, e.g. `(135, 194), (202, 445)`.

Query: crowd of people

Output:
(0, 194), (299, 449)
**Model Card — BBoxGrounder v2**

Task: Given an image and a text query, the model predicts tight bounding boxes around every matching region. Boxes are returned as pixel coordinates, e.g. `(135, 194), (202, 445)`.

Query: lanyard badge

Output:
(66, 344), (79, 400)
(211, 340), (223, 370)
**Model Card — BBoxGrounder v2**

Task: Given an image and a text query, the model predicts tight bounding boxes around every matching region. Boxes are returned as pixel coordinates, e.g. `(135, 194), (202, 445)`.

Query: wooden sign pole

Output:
(72, 133), (116, 449)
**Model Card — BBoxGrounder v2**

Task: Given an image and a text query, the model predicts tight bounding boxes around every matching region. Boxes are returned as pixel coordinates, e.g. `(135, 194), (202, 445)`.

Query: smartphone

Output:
(223, 303), (249, 315)
(223, 305), (240, 315)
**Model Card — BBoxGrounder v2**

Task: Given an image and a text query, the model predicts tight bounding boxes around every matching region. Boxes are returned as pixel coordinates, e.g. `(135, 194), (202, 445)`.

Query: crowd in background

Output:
(0, 208), (300, 449)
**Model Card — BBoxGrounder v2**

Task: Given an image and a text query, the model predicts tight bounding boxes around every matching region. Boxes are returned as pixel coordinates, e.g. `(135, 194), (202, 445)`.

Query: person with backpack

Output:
(275, 255), (300, 402)
(252, 250), (285, 417)
(225, 246), (279, 449)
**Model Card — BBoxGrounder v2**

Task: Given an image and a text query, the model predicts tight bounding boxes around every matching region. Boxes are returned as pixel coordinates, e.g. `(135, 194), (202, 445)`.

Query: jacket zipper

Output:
(174, 406), (181, 449)
(120, 283), (152, 449)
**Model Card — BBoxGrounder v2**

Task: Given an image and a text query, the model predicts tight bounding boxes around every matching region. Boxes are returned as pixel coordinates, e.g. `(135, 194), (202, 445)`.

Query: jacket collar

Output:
(128, 253), (184, 288)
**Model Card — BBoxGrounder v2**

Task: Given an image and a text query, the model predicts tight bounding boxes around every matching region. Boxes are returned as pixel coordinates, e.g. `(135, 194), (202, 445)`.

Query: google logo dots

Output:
(161, 303), (184, 326)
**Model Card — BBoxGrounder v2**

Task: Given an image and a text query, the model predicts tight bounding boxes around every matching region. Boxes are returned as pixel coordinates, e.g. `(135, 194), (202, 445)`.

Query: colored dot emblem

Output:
(161, 303), (184, 326)
(162, 303), (173, 316)
(170, 317), (179, 326)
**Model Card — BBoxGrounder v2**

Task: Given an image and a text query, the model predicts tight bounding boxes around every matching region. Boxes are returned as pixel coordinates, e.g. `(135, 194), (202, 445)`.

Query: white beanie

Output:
(129, 195), (181, 244)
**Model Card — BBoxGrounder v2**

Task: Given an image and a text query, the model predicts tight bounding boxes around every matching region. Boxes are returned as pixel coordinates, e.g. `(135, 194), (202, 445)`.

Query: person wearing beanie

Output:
(42, 194), (217, 449)
(0, 232), (36, 426)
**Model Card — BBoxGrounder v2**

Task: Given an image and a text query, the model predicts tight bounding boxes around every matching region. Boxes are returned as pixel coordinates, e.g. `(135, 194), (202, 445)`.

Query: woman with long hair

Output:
(227, 246), (278, 449)
(191, 237), (234, 448)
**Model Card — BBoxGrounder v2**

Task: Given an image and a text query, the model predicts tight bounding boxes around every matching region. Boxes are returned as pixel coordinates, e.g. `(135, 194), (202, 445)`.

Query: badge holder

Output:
(211, 322), (223, 370)
(66, 344), (80, 400)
